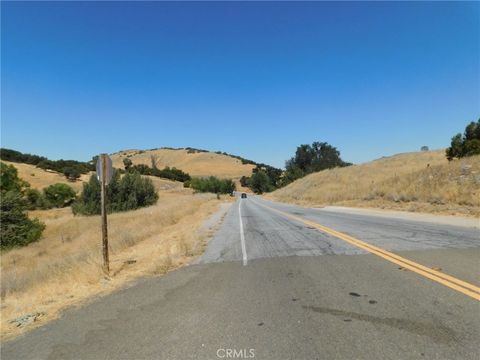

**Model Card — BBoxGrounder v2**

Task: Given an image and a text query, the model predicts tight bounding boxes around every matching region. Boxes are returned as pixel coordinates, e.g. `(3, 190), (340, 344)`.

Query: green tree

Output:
(123, 158), (133, 171)
(43, 183), (77, 208)
(284, 141), (350, 182)
(63, 167), (81, 181)
(72, 171), (158, 215)
(0, 162), (29, 192)
(446, 120), (480, 160)
(189, 177), (236, 194)
(249, 170), (272, 194)
(0, 162), (45, 249)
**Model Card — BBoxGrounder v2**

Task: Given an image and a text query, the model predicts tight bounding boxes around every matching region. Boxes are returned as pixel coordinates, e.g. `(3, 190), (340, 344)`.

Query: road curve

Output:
(2, 195), (479, 360)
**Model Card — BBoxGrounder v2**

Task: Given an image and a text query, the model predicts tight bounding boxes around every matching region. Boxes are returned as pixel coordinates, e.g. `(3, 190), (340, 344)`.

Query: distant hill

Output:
(110, 148), (256, 180)
(267, 150), (480, 216)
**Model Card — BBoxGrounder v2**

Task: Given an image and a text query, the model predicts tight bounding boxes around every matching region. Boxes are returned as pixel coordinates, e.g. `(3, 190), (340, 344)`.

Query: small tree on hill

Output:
(63, 167), (81, 181)
(123, 158), (133, 171)
(446, 120), (480, 160)
(43, 183), (77, 208)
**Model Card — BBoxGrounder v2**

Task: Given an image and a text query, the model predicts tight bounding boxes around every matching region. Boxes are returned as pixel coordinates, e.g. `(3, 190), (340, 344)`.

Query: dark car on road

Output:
(241, 193), (247, 198)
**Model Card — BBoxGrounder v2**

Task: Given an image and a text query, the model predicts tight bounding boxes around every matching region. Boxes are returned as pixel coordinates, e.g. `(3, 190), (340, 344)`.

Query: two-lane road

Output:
(2, 196), (479, 359)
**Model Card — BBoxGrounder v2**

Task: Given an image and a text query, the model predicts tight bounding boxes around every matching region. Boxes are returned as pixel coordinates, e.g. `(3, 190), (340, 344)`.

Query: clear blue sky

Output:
(1, 1), (479, 169)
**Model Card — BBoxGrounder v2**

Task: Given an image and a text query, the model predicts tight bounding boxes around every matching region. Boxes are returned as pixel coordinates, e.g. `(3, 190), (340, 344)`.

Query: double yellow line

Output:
(257, 201), (480, 301)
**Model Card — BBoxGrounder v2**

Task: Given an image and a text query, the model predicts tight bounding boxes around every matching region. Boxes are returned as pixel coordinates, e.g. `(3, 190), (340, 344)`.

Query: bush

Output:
(63, 167), (81, 181)
(24, 188), (43, 210)
(123, 158), (133, 170)
(189, 176), (236, 194)
(43, 183), (76, 208)
(1, 191), (45, 249)
(72, 171), (158, 215)
(0, 162), (45, 249)
(1, 162), (28, 192)
(446, 120), (480, 160)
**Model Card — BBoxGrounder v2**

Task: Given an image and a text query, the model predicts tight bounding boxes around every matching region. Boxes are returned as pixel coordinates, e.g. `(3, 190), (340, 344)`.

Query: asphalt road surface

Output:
(2, 196), (479, 360)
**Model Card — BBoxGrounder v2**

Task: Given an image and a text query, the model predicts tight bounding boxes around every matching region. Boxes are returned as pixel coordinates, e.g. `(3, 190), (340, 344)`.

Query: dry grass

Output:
(1, 190), (227, 341)
(267, 150), (480, 216)
(110, 148), (255, 180)
(2, 161), (90, 192)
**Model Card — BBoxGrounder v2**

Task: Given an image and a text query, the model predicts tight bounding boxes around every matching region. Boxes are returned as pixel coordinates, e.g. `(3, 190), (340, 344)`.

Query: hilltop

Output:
(267, 150), (480, 217)
(110, 148), (256, 180)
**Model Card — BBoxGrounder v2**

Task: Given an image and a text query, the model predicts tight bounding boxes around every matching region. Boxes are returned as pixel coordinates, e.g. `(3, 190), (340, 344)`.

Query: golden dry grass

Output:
(110, 148), (255, 179)
(267, 150), (480, 216)
(1, 190), (226, 341)
(2, 161), (90, 192)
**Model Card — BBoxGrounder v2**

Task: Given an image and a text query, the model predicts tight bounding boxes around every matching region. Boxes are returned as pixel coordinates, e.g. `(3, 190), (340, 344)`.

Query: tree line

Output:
(0, 148), (95, 181)
(122, 157), (191, 182)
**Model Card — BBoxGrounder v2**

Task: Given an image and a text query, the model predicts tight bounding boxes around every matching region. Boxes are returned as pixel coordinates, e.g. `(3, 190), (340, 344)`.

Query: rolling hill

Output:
(267, 150), (480, 216)
(1, 161), (91, 192)
(1, 147), (258, 193)
(110, 148), (255, 180)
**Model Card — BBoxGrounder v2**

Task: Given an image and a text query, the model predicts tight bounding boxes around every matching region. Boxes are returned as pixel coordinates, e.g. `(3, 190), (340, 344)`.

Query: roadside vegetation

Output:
(0, 162), (46, 249)
(72, 171), (158, 215)
(0, 163), (79, 250)
(186, 176), (236, 194)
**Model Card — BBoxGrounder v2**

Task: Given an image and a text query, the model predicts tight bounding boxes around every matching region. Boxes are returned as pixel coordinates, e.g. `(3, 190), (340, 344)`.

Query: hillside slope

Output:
(110, 148), (255, 179)
(267, 150), (480, 216)
(1, 161), (91, 192)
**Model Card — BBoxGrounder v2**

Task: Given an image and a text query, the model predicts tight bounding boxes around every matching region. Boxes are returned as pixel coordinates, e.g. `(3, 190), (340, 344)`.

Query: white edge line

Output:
(238, 200), (248, 266)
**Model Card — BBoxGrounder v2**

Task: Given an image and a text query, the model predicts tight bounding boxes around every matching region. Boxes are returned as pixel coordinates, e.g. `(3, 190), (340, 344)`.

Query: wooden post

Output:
(100, 154), (109, 275)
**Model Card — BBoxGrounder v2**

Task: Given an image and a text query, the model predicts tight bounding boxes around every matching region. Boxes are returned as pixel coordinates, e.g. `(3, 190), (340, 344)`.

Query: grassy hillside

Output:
(267, 150), (480, 216)
(2, 161), (91, 192)
(111, 148), (255, 179)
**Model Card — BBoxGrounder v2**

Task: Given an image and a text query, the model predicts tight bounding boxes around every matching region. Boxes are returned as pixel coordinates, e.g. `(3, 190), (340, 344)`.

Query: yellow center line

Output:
(257, 201), (480, 301)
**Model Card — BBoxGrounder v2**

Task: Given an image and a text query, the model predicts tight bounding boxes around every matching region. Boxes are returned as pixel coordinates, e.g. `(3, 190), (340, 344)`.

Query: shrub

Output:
(63, 167), (81, 181)
(1, 162), (28, 192)
(43, 183), (77, 208)
(72, 171), (158, 215)
(189, 176), (236, 194)
(24, 188), (43, 210)
(0, 191), (45, 249)
(123, 158), (133, 170)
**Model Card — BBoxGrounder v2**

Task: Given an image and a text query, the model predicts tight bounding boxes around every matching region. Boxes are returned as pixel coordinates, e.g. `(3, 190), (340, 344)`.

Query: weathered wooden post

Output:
(96, 154), (113, 275)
